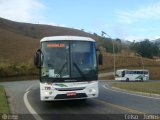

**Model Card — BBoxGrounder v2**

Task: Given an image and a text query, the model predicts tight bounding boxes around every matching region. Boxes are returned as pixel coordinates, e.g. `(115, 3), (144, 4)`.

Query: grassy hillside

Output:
(0, 17), (98, 39)
(0, 17), (98, 62)
(100, 53), (160, 70)
(0, 27), (39, 62)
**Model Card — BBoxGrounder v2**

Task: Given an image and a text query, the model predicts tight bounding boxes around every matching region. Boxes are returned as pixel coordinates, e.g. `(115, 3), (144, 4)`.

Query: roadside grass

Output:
(112, 82), (160, 95)
(0, 86), (9, 113)
(99, 53), (160, 72)
(0, 59), (38, 79)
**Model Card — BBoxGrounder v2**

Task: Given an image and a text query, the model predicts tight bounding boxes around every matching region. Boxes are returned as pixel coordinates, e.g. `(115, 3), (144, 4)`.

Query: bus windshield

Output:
(41, 41), (97, 81)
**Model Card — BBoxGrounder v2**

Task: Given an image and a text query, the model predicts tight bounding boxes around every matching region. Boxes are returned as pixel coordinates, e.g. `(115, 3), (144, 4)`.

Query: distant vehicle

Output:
(34, 36), (103, 101)
(115, 69), (149, 82)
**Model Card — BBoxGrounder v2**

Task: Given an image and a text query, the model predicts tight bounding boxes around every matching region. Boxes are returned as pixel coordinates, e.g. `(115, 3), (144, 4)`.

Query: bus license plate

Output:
(66, 92), (77, 96)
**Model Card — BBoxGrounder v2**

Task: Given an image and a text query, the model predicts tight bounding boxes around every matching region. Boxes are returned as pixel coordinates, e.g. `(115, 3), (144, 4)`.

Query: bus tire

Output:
(140, 78), (144, 82)
(126, 78), (129, 82)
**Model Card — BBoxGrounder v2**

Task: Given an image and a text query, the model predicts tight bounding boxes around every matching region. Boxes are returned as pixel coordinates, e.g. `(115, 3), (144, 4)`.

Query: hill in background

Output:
(0, 17), (160, 80)
(0, 17), (99, 62)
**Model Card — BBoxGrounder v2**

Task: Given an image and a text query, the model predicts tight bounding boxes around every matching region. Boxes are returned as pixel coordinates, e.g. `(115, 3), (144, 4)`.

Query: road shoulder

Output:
(104, 83), (160, 100)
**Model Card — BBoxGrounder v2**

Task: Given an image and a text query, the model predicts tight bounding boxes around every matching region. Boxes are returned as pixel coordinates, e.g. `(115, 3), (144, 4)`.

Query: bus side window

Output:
(144, 71), (148, 74)
(122, 71), (125, 77)
(137, 71), (140, 74)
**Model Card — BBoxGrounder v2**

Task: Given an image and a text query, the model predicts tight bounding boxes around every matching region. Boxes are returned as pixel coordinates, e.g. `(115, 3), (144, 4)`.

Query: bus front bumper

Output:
(40, 86), (98, 101)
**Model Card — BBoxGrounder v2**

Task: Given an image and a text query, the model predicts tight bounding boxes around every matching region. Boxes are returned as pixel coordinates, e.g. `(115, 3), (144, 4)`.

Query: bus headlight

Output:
(44, 91), (49, 96)
(44, 91), (52, 96)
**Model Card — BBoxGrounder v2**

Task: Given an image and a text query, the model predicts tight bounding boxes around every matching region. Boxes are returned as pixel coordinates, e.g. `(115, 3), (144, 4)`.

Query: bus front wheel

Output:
(126, 78), (129, 82)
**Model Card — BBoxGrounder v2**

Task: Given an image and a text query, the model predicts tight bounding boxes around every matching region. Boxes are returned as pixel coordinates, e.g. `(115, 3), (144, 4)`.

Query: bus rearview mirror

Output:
(98, 54), (103, 65)
(34, 49), (41, 68)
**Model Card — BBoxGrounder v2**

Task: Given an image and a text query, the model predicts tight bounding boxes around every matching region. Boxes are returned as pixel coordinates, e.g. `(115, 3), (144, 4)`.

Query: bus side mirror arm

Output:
(96, 49), (103, 65)
(34, 49), (42, 68)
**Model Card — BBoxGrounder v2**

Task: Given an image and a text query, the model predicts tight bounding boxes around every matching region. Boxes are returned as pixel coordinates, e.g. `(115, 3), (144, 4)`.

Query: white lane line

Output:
(23, 91), (43, 120)
(103, 84), (160, 100)
(25, 85), (33, 92)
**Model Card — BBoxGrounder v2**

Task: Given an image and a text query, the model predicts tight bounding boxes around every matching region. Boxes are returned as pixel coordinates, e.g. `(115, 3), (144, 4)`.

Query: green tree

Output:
(130, 39), (160, 58)
(97, 37), (122, 53)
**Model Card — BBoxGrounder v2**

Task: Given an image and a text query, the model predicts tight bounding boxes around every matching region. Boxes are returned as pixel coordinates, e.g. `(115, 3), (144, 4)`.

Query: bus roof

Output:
(40, 36), (96, 42)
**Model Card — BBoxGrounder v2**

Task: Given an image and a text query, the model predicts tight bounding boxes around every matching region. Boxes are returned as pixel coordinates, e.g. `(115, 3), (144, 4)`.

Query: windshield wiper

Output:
(57, 62), (67, 77)
(73, 62), (87, 81)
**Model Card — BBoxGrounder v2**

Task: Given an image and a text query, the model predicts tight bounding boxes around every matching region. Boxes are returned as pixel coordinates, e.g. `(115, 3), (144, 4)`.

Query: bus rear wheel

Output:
(140, 78), (144, 82)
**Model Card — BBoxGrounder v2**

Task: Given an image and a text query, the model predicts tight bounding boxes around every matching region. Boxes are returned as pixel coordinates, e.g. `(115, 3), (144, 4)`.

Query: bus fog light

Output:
(89, 88), (96, 93)
(49, 91), (52, 95)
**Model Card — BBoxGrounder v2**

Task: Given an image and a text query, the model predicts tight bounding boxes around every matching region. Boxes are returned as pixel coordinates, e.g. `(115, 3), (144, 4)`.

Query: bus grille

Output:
(55, 87), (85, 91)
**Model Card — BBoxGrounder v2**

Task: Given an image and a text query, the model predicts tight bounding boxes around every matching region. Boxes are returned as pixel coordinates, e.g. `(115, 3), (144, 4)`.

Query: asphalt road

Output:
(1, 80), (160, 120)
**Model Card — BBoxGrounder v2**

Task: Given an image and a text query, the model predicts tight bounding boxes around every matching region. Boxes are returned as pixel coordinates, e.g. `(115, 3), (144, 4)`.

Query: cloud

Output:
(117, 2), (160, 23)
(0, 0), (45, 22)
(123, 35), (144, 41)
(123, 34), (160, 42)
(0, 0), (67, 27)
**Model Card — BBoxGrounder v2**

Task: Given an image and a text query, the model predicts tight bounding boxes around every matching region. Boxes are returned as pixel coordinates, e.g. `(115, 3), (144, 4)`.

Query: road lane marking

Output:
(23, 90), (43, 120)
(25, 85), (33, 92)
(94, 99), (145, 114)
(103, 84), (160, 100)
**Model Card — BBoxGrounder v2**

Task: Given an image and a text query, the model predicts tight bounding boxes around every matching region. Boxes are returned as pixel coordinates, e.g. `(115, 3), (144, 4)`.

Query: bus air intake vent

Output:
(55, 87), (85, 91)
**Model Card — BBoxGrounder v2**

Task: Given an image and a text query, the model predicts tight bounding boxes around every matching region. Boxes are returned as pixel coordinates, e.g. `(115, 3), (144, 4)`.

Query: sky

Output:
(0, 0), (160, 41)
